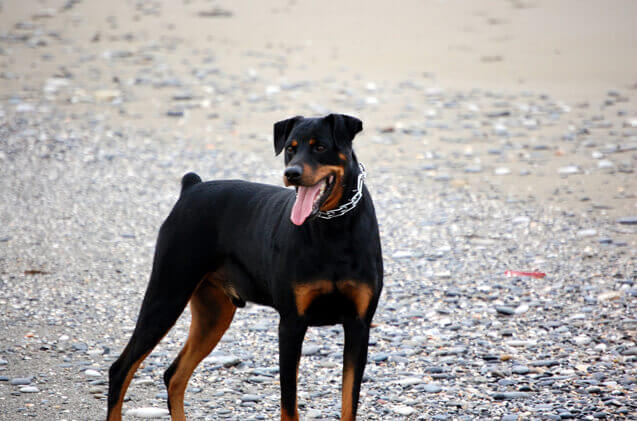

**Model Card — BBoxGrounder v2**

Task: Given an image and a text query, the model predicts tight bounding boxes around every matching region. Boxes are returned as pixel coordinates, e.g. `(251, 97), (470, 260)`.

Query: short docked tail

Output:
(180, 172), (202, 195)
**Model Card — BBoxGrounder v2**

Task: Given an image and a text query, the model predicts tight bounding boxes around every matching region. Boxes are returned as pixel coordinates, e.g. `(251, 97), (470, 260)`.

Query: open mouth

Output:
(290, 174), (335, 225)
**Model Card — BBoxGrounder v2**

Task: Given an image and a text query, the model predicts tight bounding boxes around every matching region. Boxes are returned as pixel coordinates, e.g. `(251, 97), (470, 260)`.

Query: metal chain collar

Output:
(317, 163), (366, 220)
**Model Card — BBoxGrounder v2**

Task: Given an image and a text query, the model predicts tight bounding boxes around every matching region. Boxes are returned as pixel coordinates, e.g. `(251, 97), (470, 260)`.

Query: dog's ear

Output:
(325, 113), (363, 148)
(273, 116), (303, 156)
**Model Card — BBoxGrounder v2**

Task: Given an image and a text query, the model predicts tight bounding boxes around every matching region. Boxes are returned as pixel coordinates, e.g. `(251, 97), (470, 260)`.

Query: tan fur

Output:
(341, 363), (355, 421)
(107, 351), (151, 421)
(166, 278), (236, 420)
(293, 280), (334, 315)
(337, 280), (373, 319)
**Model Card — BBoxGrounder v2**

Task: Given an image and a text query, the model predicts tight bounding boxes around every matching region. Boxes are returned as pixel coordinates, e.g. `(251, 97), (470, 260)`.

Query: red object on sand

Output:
(504, 270), (546, 278)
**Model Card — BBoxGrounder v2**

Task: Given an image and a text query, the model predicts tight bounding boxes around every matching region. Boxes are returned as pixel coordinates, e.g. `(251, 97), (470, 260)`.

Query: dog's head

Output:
(273, 114), (363, 226)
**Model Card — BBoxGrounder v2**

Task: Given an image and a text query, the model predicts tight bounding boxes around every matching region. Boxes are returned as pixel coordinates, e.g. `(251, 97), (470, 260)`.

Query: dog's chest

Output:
(292, 279), (374, 323)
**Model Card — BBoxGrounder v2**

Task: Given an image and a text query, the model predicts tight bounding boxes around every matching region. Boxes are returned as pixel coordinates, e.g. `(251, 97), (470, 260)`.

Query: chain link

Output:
(317, 163), (366, 220)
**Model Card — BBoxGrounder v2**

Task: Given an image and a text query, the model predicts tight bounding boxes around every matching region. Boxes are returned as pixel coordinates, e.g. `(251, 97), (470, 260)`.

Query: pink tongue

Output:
(290, 184), (322, 226)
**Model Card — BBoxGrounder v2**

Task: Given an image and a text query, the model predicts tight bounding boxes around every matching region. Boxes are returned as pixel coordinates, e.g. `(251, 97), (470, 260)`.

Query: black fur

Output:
(107, 114), (383, 421)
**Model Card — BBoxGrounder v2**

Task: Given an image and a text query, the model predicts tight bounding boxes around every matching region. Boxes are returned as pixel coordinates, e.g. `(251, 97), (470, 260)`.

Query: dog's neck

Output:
(316, 156), (365, 221)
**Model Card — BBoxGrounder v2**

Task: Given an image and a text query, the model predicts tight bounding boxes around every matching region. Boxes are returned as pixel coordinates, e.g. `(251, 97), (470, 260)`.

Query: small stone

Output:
(0, 359), (7, 365)
(576, 229), (597, 237)
(94, 90), (121, 102)
(617, 216), (637, 225)
(623, 118), (637, 128)
(422, 383), (442, 393)
(166, 109), (184, 117)
(496, 306), (516, 315)
(87, 348), (104, 357)
(392, 405), (416, 416)
(84, 369), (101, 377)
(494, 167), (511, 175)
(205, 355), (241, 367)
(512, 365), (530, 375)
(125, 407), (170, 418)
(370, 353), (388, 362)
(302, 344), (320, 356)
(530, 359), (559, 367)
(396, 377), (423, 386)
(19, 386), (39, 393)
(72, 342), (88, 352)
(307, 409), (322, 418)
(620, 346), (637, 356)
(172, 92), (193, 101)
(240, 394), (261, 402)
(594, 343), (607, 352)
(10, 378), (32, 386)
(558, 166), (580, 175)
(391, 251), (413, 259)
(573, 335), (592, 345)
(492, 392), (530, 400)
(597, 291), (621, 301)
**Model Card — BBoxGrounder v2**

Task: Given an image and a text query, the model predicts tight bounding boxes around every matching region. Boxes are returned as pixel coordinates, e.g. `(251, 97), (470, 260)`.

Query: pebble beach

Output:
(0, 0), (636, 419)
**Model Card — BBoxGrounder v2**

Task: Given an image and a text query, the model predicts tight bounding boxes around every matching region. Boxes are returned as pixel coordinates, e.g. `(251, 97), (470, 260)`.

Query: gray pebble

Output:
(10, 378), (32, 386)
(617, 216), (637, 225)
(496, 306), (516, 315)
(492, 392), (530, 400)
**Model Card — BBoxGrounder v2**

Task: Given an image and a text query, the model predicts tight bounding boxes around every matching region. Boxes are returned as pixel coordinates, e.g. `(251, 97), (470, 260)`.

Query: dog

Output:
(107, 114), (383, 421)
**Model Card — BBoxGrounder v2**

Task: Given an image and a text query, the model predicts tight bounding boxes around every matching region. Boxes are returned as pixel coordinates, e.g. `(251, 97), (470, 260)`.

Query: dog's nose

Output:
(284, 165), (303, 182)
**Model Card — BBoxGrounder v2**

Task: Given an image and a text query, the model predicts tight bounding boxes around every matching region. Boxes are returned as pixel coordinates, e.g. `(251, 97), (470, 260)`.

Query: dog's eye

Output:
(286, 145), (295, 154)
(314, 144), (326, 153)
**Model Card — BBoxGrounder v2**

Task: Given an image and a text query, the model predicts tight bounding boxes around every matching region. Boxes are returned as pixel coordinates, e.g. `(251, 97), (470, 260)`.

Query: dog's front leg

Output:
(278, 317), (307, 421)
(341, 318), (371, 421)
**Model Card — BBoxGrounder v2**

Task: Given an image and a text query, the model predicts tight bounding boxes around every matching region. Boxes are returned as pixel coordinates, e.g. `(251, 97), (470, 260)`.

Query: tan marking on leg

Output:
(293, 280), (333, 315)
(337, 281), (374, 319)
(341, 363), (355, 421)
(107, 351), (151, 421)
(281, 407), (300, 421)
(291, 140), (298, 147)
(167, 279), (236, 421)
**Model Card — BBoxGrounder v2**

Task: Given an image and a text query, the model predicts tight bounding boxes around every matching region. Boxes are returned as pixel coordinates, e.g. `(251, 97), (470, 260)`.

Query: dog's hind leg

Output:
(107, 248), (206, 421)
(163, 277), (236, 421)
(340, 318), (371, 421)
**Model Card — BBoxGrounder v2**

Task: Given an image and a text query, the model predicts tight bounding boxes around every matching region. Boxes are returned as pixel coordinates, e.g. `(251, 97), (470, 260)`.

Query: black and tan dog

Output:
(107, 114), (383, 421)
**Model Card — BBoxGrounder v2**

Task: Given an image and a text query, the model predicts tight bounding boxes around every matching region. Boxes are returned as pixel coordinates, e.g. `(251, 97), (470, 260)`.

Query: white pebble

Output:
(125, 407), (170, 418)
(395, 377), (423, 386)
(576, 229), (597, 237)
(558, 165), (580, 175)
(573, 335), (592, 346)
(494, 167), (511, 175)
(392, 405), (416, 416)
(84, 369), (101, 377)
